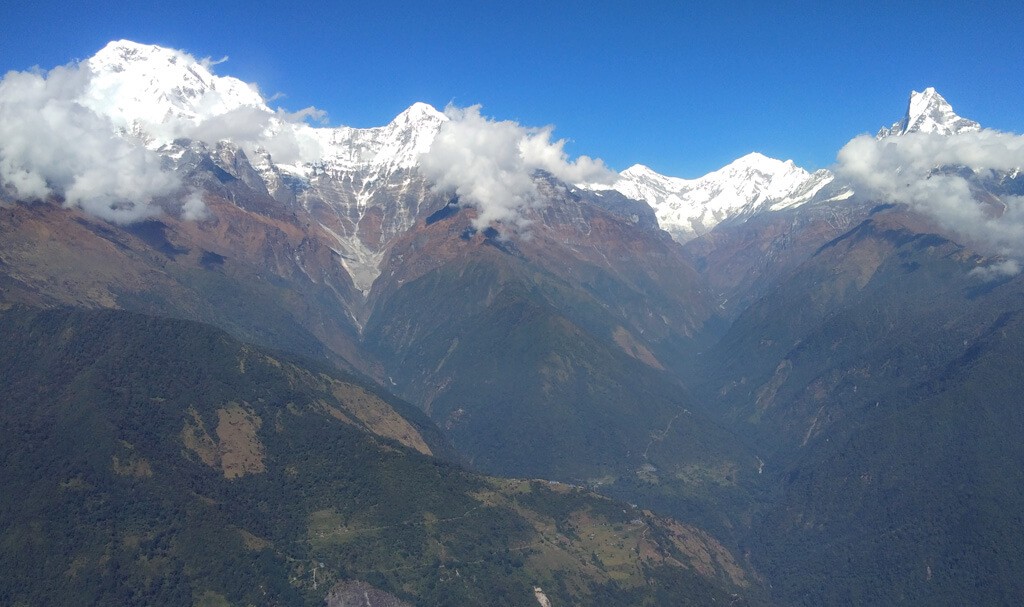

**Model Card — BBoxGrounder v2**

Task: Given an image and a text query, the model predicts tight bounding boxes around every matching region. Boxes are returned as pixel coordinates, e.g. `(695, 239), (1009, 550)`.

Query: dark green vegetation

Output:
(0, 305), (757, 606)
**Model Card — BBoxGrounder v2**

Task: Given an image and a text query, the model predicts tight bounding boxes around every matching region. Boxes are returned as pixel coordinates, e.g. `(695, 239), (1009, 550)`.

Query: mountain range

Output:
(2, 40), (1023, 606)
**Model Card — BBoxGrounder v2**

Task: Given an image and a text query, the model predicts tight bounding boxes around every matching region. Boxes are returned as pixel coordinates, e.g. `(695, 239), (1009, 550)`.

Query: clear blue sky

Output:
(2, 0), (1022, 177)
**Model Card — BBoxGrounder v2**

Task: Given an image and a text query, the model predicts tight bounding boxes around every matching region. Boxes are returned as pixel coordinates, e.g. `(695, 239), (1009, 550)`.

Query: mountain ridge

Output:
(65, 40), (986, 262)
(80, 40), (450, 292)
(598, 153), (841, 243)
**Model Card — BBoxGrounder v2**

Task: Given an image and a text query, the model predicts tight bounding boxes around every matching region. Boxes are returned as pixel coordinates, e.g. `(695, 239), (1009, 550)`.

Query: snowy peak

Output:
(609, 153), (835, 242)
(395, 101), (447, 126)
(877, 87), (980, 138)
(300, 102), (446, 175)
(618, 163), (687, 190)
(83, 40), (447, 174)
(702, 152), (801, 185)
(77, 41), (453, 293)
(621, 153), (795, 185)
(85, 40), (268, 132)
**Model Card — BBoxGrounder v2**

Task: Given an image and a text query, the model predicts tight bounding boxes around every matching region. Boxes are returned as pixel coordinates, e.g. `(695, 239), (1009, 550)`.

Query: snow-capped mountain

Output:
(591, 87), (983, 245)
(84, 40), (447, 176)
(80, 40), (450, 292)
(61, 42), (990, 284)
(601, 153), (839, 243)
(876, 87), (981, 138)
(299, 102), (446, 175)
(83, 40), (854, 280)
(284, 102), (448, 292)
(84, 40), (269, 141)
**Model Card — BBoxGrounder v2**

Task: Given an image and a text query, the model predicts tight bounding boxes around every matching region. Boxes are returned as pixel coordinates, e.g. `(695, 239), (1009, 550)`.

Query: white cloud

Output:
(420, 105), (615, 231)
(177, 106), (329, 163)
(0, 64), (180, 223)
(180, 190), (209, 221)
(254, 121), (324, 167)
(276, 106), (328, 125)
(968, 259), (1020, 280)
(198, 55), (229, 70)
(184, 105), (275, 147)
(836, 130), (1024, 257)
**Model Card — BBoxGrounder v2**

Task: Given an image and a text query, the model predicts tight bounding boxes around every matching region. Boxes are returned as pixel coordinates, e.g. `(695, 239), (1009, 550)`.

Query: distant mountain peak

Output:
(603, 153), (837, 243)
(76, 41), (456, 294)
(620, 163), (655, 176)
(380, 102), (448, 155)
(92, 39), (156, 63)
(396, 101), (447, 123)
(877, 87), (981, 138)
(732, 151), (783, 166)
(710, 152), (798, 177)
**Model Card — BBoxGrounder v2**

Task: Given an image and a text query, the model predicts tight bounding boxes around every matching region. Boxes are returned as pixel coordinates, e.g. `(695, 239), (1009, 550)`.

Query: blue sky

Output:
(2, 0), (1022, 177)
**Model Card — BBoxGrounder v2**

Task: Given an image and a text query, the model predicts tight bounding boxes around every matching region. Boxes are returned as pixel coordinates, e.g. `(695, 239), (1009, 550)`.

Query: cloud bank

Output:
(836, 130), (1024, 266)
(0, 64), (182, 223)
(420, 105), (615, 231)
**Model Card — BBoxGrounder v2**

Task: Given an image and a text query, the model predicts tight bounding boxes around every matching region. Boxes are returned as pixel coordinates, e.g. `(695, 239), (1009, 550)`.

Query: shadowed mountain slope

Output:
(688, 207), (1024, 605)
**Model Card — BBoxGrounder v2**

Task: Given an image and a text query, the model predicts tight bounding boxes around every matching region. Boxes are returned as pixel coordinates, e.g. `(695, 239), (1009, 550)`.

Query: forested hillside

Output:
(0, 306), (760, 606)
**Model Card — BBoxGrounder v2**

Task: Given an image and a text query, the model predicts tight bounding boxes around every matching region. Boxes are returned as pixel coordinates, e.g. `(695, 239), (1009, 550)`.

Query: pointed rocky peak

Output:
(383, 102), (449, 148)
(877, 87), (981, 138)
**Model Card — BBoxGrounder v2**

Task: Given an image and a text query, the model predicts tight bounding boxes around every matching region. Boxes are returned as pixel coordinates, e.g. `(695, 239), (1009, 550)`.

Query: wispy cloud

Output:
(420, 105), (615, 231)
(198, 55), (229, 70)
(969, 259), (1020, 279)
(184, 105), (274, 146)
(276, 106), (328, 125)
